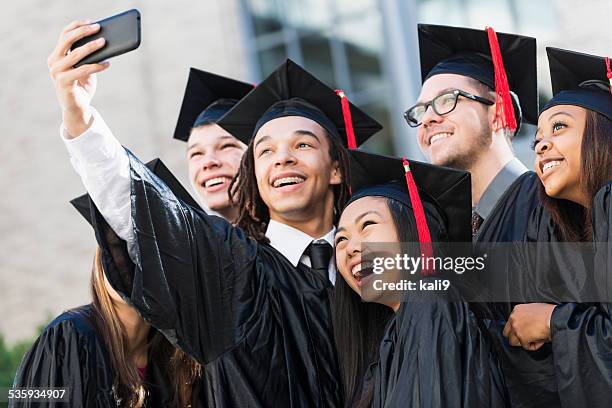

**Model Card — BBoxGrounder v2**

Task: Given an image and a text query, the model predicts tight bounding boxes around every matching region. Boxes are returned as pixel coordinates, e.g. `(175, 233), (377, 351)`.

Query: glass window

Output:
(513, 0), (557, 36)
(417, 0), (466, 26)
(249, 0), (284, 36)
(358, 100), (394, 155)
(300, 32), (335, 86)
(245, 0), (396, 153)
(338, 13), (384, 94)
(258, 44), (289, 77)
(335, 0), (377, 18)
(288, 0), (332, 31)
(464, 0), (514, 32)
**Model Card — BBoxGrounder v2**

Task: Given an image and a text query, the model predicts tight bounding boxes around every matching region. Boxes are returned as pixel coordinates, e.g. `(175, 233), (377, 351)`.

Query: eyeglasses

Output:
(404, 89), (494, 127)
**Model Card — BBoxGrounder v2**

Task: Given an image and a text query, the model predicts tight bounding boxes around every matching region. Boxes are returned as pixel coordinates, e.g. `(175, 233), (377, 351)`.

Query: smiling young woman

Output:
(503, 47), (612, 408)
(332, 150), (507, 407)
(533, 104), (612, 240)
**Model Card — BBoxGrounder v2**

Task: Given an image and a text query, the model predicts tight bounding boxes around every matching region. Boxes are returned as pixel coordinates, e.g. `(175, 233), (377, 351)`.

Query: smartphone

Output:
(71, 9), (141, 67)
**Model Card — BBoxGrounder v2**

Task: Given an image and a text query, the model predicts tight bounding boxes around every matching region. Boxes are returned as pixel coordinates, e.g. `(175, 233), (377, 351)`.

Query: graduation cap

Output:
(71, 158), (200, 225)
(347, 150), (471, 274)
(541, 47), (612, 120)
(417, 23), (538, 131)
(217, 59), (382, 148)
(173, 68), (254, 142)
(347, 150), (471, 242)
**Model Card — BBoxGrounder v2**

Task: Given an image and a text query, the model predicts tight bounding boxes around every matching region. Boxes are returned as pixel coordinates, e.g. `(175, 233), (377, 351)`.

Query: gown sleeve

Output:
(10, 317), (103, 408)
(93, 151), (260, 364)
(549, 182), (612, 407)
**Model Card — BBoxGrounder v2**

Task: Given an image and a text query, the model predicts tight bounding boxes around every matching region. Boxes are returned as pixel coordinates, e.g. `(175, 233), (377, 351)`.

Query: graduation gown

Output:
(473, 171), (564, 408)
(11, 304), (173, 408)
(474, 171), (540, 244)
(92, 152), (342, 407)
(543, 181), (612, 407)
(368, 283), (509, 407)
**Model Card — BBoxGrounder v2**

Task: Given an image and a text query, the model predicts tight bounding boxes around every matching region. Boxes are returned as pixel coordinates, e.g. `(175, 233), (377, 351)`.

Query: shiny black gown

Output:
(474, 172), (563, 408)
(369, 284), (509, 407)
(483, 176), (612, 407)
(92, 152), (341, 407)
(11, 304), (173, 408)
(543, 181), (612, 407)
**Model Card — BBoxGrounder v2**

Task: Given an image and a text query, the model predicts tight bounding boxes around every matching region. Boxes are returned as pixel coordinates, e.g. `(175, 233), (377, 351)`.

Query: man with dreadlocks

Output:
(52, 47), (381, 406)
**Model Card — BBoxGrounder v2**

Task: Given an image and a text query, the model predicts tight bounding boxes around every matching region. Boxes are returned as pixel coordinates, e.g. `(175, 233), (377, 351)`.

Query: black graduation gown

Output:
(368, 283), (509, 408)
(10, 304), (173, 408)
(473, 171), (540, 244)
(544, 181), (612, 407)
(92, 151), (342, 407)
(473, 171), (564, 408)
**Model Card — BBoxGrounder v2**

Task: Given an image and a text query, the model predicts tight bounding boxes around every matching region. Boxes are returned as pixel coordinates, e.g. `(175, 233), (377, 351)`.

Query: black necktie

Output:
(471, 210), (484, 237)
(305, 241), (332, 281)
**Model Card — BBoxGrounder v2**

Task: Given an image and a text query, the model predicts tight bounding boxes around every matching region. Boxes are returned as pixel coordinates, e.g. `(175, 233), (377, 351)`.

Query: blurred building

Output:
(1, 0), (610, 343)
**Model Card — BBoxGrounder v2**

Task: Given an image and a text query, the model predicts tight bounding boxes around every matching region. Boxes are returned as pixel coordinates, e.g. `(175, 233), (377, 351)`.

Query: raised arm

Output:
(48, 20), (135, 250)
(48, 21), (261, 363)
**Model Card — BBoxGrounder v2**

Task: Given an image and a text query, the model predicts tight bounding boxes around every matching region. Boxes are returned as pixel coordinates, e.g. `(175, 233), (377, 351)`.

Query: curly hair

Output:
(229, 128), (352, 243)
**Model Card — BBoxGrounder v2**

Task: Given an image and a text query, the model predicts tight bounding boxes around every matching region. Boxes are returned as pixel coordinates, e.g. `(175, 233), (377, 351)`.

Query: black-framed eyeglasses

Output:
(403, 89), (495, 127)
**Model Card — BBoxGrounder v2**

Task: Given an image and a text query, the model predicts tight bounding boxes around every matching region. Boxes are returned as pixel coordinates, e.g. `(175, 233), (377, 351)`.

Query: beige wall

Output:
(0, 0), (249, 344)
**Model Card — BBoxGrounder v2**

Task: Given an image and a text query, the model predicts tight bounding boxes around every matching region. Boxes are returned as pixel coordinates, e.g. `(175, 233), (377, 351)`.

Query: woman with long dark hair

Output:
(503, 48), (612, 407)
(332, 150), (508, 407)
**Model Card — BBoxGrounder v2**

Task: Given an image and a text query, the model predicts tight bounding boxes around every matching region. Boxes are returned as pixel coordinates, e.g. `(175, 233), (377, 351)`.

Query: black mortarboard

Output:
(71, 158), (199, 225)
(347, 150), (472, 243)
(173, 68), (254, 142)
(417, 24), (538, 129)
(217, 59), (382, 147)
(541, 47), (612, 120)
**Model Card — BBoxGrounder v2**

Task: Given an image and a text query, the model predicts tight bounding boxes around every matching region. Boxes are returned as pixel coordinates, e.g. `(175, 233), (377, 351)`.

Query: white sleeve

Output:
(60, 108), (136, 254)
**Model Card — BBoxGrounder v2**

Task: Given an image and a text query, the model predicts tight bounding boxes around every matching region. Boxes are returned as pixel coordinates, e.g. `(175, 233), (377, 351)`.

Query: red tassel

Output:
(403, 158), (434, 276)
(335, 89), (357, 149)
(485, 26), (517, 133)
(605, 57), (612, 95)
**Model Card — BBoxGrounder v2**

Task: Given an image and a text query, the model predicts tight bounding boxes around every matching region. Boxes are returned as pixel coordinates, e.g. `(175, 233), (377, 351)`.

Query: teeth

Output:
(205, 177), (229, 188)
(543, 160), (562, 174)
(273, 176), (305, 188)
(430, 132), (452, 145)
(351, 262), (373, 277)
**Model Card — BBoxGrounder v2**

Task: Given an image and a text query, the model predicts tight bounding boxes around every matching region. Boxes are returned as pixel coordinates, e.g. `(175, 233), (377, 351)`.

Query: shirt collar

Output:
(265, 219), (336, 267)
(474, 157), (528, 219)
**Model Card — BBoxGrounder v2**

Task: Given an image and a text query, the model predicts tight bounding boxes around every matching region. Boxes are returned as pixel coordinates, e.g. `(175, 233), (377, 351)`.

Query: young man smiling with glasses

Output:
(407, 25), (566, 408)
(408, 24), (540, 241)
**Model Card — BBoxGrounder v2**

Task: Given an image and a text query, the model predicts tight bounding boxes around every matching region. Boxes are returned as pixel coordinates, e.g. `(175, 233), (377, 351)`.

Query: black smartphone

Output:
(71, 9), (141, 67)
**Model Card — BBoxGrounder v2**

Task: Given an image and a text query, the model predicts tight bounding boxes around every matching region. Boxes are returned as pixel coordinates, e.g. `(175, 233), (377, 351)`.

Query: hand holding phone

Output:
(71, 9), (141, 67)
(47, 10), (141, 137)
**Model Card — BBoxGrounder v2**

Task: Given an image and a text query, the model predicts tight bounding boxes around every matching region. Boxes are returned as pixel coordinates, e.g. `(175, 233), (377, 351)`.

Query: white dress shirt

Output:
(266, 220), (336, 284)
(61, 109), (337, 284)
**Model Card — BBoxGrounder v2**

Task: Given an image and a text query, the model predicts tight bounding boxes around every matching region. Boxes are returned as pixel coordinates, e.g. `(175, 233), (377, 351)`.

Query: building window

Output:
(241, 0), (395, 154)
(240, 0), (555, 163)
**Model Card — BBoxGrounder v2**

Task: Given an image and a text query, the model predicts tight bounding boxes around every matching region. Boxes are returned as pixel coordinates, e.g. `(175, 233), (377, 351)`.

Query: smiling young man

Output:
(173, 68), (253, 222)
(48, 20), (381, 407)
(406, 25), (566, 408)
(408, 24), (540, 242)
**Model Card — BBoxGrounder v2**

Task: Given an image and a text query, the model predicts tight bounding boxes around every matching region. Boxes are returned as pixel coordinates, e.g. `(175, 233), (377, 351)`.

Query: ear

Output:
(487, 101), (500, 131)
(329, 160), (342, 185)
